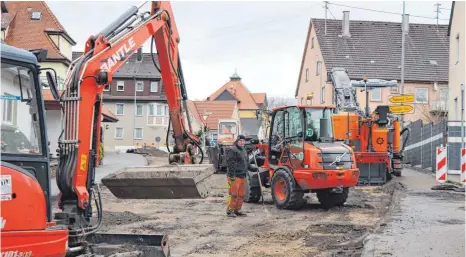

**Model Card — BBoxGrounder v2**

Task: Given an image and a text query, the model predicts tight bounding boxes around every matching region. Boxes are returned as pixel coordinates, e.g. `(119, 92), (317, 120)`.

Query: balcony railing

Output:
(430, 100), (448, 113)
(148, 115), (169, 126)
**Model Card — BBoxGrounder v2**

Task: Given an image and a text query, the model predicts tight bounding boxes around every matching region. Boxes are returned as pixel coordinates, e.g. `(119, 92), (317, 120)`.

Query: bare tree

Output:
(267, 97), (296, 110)
(416, 95), (448, 124)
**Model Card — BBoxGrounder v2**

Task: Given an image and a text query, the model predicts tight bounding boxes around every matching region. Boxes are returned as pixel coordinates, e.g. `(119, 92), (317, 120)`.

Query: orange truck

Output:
(329, 68), (410, 184)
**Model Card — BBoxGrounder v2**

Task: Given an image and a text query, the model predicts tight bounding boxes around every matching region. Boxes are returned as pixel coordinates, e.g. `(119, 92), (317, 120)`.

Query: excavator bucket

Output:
(101, 164), (215, 199)
(86, 233), (170, 257)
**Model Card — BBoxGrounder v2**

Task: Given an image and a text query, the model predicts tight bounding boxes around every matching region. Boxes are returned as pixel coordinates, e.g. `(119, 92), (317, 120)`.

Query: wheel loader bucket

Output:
(86, 233), (170, 257)
(101, 164), (215, 199)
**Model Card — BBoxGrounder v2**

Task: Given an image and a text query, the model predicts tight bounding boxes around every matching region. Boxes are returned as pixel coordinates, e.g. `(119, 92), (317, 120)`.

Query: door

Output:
(268, 109), (285, 166)
(283, 107), (304, 168)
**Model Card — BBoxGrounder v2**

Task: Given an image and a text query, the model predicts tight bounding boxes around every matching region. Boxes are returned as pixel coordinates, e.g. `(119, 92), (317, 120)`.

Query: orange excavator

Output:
(1, 2), (211, 256)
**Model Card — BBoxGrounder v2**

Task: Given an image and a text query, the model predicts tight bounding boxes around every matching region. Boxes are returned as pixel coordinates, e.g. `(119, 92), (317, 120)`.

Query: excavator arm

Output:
(56, 1), (205, 230)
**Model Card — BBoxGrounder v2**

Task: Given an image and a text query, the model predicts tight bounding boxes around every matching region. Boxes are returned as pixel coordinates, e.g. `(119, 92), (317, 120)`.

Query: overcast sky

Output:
(47, 1), (452, 100)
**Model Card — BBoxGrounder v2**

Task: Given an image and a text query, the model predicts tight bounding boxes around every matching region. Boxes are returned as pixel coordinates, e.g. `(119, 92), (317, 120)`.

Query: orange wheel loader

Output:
(244, 106), (360, 209)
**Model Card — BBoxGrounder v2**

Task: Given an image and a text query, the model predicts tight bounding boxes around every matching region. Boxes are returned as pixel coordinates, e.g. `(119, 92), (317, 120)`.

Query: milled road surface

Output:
(67, 154), (400, 257)
(362, 168), (465, 257)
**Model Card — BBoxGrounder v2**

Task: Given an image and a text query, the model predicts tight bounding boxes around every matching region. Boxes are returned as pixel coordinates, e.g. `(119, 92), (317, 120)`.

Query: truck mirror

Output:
(46, 71), (59, 100)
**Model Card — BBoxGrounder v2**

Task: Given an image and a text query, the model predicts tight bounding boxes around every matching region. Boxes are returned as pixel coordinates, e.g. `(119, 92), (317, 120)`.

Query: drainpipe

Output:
(461, 84), (465, 149)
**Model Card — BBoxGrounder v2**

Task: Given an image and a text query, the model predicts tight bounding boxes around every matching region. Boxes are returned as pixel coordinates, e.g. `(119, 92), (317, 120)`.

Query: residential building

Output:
(72, 49), (169, 151)
(186, 100), (240, 142)
(447, 1), (466, 170)
(42, 90), (118, 158)
(295, 12), (450, 122)
(2, 1), (76, 89)
(207, 72), (268, 138)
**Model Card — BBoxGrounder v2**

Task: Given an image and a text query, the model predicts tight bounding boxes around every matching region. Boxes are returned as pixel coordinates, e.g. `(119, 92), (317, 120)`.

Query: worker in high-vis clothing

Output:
(226, 135), (256, 217)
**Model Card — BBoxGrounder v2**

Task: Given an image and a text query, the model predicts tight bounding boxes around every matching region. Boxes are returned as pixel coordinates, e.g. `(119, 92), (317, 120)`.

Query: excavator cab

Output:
(0, 43), (170, 256)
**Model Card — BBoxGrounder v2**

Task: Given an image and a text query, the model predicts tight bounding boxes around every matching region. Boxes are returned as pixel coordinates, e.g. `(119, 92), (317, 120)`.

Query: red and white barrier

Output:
(436, 146), (447, 183)
(461, 148), (465, 185)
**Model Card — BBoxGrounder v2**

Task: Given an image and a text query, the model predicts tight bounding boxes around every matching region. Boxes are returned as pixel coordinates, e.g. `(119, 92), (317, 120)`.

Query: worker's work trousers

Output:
(226, 177), (245, 212)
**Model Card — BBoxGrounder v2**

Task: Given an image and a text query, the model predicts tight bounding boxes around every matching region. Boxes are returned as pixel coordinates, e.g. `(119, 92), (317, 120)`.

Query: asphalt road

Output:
(50, 152), (147, 196)
(362, 168), (465, 257)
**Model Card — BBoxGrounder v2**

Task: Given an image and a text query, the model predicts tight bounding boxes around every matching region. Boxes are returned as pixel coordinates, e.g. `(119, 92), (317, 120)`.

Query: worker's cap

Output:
(236, 135), (246, 142)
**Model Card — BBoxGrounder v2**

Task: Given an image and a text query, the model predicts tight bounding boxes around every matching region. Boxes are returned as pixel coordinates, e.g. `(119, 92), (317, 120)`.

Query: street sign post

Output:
(389, 94), (414, 104)
(389, 105), (414, 113)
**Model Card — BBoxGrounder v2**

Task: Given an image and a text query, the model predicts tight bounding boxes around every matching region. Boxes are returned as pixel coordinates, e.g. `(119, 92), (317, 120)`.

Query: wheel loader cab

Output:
(268, 106), (334, 167)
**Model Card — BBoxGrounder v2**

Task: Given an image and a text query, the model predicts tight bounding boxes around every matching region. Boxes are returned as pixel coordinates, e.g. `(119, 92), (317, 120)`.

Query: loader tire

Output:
(271, 169), (304, 209)
(244, 171), (261, 203)
(316, 188), (349, 209)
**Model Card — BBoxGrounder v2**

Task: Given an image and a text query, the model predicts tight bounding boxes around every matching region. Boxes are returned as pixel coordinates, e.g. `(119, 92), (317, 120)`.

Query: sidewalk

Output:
(362, 168), (465, 257)
(50, 152), (147, 197)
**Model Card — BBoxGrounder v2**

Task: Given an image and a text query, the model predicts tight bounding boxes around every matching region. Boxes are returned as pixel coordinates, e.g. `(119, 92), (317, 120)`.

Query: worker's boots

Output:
(227, 212), (236, 218)
(234, 211), (247, 217)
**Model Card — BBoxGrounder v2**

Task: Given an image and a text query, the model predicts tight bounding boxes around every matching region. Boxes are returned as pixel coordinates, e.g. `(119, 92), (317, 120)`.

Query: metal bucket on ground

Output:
(101, 164), (215, 199)
(86, 233), (170, 257)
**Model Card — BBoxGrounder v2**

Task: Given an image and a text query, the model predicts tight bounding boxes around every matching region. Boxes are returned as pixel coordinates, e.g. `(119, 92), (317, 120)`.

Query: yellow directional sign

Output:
(389, 94), (415, 104)
(389, 105), (414, 113)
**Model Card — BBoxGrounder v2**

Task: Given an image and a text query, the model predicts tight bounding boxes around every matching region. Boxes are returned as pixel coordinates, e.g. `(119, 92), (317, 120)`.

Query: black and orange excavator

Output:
(0, 2), (212, 256)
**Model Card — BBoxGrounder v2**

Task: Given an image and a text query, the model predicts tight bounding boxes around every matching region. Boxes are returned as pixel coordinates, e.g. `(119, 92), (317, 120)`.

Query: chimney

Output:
(136, 47), (143, 62)
(402, 14), (409, 34)
(342, 11), (351, 38)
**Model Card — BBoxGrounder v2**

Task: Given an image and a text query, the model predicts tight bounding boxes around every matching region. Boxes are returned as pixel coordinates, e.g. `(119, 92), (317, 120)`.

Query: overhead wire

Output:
(327, 2), (449, 21)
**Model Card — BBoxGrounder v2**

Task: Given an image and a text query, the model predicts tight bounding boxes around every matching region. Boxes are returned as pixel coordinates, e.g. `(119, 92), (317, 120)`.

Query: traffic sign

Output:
(389, 105), (414, 113)
(389, 94), (415, 104)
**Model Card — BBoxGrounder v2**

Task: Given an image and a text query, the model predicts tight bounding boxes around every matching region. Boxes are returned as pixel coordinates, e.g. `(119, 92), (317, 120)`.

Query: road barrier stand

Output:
(436, 146), (447, 183)
(461, 148), (465, 185)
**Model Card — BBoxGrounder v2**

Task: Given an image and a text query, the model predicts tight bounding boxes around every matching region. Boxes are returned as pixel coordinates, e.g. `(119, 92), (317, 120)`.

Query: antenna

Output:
(324, 1), (329, 35)
(434, 3), (441, 28)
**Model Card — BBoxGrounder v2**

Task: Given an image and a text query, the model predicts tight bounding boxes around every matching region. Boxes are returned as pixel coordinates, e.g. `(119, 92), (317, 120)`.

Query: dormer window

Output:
(31, 12), (41, 20)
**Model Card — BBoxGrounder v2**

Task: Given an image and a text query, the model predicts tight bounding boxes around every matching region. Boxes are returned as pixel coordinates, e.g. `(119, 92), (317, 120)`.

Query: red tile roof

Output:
(191, 101), (237, 130)
(186, 100), (204, 127)
(3, 1), (75, 61)
(208, 80), (259, 110)
(251, 93), (266, 104)
(42, 89), (118, 122)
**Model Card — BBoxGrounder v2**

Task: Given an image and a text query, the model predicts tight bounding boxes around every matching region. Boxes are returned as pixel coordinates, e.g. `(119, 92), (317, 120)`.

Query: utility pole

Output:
(401, 1), (406, 126)
(434, 3), (441, 28)
(324, 1), (328, 36)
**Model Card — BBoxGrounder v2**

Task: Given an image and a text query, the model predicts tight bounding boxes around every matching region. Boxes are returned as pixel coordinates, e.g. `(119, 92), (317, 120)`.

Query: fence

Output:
(403, 119), (464, 172)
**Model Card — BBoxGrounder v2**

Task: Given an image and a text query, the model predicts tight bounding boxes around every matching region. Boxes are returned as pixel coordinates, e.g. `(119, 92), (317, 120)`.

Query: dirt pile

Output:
(128, 147), (169, 157)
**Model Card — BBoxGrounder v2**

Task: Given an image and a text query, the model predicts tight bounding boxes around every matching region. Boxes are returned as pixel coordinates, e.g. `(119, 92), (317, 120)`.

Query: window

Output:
(284, 107), (303, 138)
(316, 61), (321, 76)
(305, 68), (309, 82)
(415, 88), (428, 103)
(148, 104), (155, 116)
(440, 88), (448, 101)
(104, 84), (110, 91)
(311, 37), (315, 49)
(164, 105), (169, 117)
(456, 34), (460, 64)
(136, 104), (143, 116)
(134, 128), (143, 139)
(117, 81), (124, 91)
(136, 81), (144, 92)
(151, 81), (158, 92)
(156, 105), (163, 116)
(370, 88), (382, 101)
(321, 87), (325, 104)
(1, 63), (42, 155)
(115, 103), (124, 115)
(31, 12), (41, 20)
(115, 127), (124, 139)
